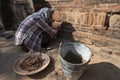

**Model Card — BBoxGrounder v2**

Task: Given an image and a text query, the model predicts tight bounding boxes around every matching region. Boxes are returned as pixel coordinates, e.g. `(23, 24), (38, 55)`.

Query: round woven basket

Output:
(13, 52), (50, 75)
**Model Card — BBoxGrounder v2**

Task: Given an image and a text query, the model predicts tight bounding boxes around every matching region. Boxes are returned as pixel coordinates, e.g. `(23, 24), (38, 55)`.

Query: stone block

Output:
(101, 48), (112, 55)
(104, 29), (120, 39)
(94, 40), (108, 47)
(101, 47), (120, 57)
(113, 51), (120, 57)
(107, 44), (120, 51)
(109, 14), (120, 28)
(73, 30), (120, 45)
(80, 38), (93, 45)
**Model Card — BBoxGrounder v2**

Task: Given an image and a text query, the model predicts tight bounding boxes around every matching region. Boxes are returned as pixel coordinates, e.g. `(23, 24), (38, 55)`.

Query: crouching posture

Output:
(14, 7), (58, 52)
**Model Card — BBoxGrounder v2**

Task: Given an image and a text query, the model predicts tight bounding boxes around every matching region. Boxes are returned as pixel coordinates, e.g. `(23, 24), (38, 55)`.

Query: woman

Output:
(14, 7), (58, 52)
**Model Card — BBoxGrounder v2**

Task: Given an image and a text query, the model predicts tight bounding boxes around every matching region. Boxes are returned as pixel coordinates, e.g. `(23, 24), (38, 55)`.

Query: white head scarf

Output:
(32, 7), (53, 22)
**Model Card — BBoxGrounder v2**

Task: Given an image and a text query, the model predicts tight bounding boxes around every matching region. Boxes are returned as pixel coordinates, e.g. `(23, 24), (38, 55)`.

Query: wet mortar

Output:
(63, 51), (86, 64)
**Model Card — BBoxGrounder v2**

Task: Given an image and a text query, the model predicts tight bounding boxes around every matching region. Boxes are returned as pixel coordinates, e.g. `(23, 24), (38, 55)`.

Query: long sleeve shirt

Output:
(14, 15), (57, 52)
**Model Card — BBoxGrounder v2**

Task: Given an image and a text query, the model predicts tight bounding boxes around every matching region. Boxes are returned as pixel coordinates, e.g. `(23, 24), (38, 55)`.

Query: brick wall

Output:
(48, 0), (120, 56)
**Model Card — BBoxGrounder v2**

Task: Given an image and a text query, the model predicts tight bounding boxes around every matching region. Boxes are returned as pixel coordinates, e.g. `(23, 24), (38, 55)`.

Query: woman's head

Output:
(38, 7), (54, 23)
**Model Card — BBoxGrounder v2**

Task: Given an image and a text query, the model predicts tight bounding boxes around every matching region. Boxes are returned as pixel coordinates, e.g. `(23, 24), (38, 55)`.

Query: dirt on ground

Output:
(0, 36), (120, 80)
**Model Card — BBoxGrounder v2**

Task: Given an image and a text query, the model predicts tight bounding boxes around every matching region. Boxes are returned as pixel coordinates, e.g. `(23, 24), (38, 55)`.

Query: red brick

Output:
(88, 13), (93, 25)
(97, 13), (106, 25)
(79, 13), (85, 25)
(88, 12), (97, 25)
(92, 13), (97, 25)
(84, 12), (89, 24)
(53, 11), (62, 21)
(62, 12), (67, 21)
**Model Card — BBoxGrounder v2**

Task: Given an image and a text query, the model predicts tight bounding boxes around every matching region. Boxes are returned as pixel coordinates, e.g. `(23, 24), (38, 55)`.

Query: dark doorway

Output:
(1, 0), (14, 30)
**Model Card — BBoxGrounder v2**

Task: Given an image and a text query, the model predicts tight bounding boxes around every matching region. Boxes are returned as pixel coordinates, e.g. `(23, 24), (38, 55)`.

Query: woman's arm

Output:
(36, 18), (58, 37)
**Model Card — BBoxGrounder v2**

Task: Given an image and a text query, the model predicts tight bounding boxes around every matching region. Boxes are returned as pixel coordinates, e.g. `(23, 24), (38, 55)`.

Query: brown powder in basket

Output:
(19, 54), (45, 72)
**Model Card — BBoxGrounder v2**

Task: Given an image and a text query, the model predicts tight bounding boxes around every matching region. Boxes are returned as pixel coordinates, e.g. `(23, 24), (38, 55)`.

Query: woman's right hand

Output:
(51, 29), (58, 38)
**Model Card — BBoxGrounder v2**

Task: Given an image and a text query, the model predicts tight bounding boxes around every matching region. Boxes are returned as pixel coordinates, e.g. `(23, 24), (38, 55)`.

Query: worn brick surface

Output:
(73, 31), (120, 45)
(47, 0), (120, 55)
(96, 13), (106, 26)
(53, 11), (62, 21)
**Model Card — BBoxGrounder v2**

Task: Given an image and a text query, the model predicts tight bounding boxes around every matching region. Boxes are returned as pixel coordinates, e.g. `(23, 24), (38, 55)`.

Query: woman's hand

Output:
(51, 29), (58, 38)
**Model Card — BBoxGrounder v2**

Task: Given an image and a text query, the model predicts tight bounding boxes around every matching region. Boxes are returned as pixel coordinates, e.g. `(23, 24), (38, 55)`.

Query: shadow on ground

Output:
(80, 62), (120, 80)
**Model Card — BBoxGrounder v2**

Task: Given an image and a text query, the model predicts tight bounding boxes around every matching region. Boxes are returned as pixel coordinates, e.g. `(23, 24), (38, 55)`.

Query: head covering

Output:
(32, 7), (53, 22)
